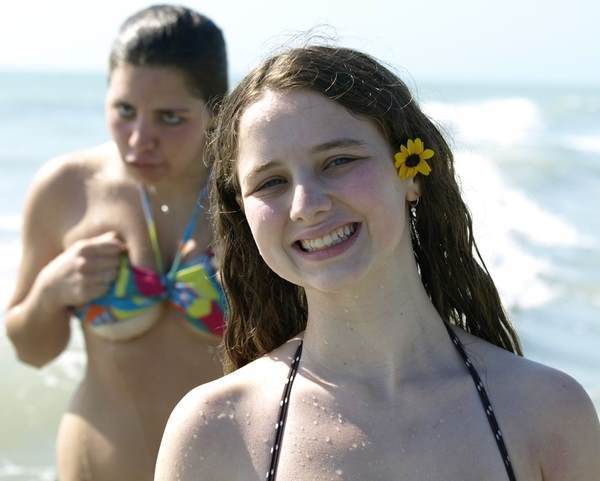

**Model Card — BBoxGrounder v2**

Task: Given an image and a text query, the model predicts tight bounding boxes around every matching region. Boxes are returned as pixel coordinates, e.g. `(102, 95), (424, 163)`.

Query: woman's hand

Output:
(42, 231), (127, 308)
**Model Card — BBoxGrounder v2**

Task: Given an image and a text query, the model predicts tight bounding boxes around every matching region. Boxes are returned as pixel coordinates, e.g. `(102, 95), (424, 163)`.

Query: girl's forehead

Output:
(238, 89), (376, 142)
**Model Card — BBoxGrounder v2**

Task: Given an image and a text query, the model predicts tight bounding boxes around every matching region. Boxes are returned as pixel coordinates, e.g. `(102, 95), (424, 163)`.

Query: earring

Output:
(409, 197), (419, 219)
(408, 198), (421, 246)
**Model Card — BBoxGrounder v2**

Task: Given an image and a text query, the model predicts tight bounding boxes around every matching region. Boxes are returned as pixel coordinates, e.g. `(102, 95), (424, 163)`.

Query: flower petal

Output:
(406, 139), (415, 153)
(421, 149), (434, 160)
(394, 152), (407, 167)
(414, 138), (424, 153)
(398, 164), (409, 179)
(417, 160), (432, 176)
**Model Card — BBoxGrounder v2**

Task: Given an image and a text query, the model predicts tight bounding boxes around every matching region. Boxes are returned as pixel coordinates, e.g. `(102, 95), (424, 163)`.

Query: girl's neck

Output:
(301, 236), (452, 395)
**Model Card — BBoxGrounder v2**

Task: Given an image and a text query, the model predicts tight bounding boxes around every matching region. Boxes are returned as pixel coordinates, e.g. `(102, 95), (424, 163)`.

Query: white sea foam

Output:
(562, 133), (600, 154)
(424, 98), (542, 145)
(0, 214), (21, 233)
(0, 461), (54, 481)
(0, 239), (21, 311)
(454, 150), (582, 309)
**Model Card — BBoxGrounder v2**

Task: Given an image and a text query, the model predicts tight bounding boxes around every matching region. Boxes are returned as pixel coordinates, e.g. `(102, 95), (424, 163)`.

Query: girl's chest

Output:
(245, 383), (538, 481)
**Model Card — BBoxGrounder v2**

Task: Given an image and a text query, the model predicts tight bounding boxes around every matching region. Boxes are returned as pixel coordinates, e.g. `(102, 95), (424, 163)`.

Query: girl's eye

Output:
(116, 103), (135, 119)
(161, 111), (184, 126)
(326, 156), (356, 168)
(256, 177), (286, 191)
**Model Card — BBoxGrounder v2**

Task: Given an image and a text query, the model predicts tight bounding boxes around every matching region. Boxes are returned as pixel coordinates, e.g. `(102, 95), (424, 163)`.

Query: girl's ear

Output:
(405, 177), (421, 203)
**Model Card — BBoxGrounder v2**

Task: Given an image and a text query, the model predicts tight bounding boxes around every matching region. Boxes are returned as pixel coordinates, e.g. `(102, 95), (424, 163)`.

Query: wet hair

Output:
(208, 45), (522, 372)
(109, 4), (227, 112)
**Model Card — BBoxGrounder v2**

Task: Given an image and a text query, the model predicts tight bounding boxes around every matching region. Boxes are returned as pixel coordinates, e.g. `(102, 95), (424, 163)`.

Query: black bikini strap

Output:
(443, 323), (517, 481)
(266, 342), (303, 481)
(267, 328), (517, 481)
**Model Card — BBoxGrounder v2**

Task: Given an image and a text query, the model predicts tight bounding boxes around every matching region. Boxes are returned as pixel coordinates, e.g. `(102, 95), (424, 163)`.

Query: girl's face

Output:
(236, 89), (418, 293)
(106, 64), (211, 185)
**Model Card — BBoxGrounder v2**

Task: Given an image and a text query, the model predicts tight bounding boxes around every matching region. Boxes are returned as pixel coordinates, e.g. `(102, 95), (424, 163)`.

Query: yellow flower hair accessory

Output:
(394, 138), (434, 180)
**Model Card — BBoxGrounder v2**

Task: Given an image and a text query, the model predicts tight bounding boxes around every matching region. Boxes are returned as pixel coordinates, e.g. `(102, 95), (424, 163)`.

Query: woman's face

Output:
(106, 64), (211, 184)
(236, 89), (417, 293)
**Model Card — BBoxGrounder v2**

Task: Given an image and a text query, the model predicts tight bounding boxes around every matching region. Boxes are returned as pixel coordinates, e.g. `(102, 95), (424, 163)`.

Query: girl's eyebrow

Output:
(156, 108), (191, 113)
(310, 138), (367, 154)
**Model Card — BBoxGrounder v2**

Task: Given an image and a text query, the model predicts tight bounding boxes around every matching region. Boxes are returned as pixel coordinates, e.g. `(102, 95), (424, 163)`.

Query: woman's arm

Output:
(5, 156), (124, 366)
(155, 382), (248, 481)
(538, 371), (600, 481)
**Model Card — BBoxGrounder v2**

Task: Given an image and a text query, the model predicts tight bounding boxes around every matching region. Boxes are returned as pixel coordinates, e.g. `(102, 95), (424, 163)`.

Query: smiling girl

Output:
(156, 46), (599, 481)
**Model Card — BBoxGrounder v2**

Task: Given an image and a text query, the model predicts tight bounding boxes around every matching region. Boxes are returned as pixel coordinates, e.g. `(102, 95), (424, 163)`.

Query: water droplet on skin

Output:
(228, 413), (235, 420)
(160, 204), (169, 213)
(335, 469), (343, 476)
(217, 413), (226, 419)
(306, 454), (312, 460)
(313, 420), (319, 425)
(352, 443), (358, 449)
(192, 433), (198, 439)
(325, 436), (331, 443)
(226, 400), (231, 405)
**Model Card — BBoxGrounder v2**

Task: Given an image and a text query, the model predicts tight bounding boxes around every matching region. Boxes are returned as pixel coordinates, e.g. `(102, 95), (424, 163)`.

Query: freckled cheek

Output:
(165, 124), (206, 152)
(108, 121), (132, 149)
(340, 167), (388, 207)
(243, 199), (283, 245)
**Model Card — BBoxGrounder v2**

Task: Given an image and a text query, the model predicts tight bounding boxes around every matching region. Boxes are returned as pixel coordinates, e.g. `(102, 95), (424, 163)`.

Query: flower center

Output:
(405, 154), (420, 167)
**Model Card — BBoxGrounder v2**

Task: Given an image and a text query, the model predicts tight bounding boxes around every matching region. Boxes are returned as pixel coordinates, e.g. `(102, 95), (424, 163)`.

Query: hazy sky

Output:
(1, 0), (598, 85)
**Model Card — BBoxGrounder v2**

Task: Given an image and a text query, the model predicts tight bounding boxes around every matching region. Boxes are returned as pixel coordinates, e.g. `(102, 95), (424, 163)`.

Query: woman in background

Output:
(156, 45), (599, 481)
(6, 5), (227, 480)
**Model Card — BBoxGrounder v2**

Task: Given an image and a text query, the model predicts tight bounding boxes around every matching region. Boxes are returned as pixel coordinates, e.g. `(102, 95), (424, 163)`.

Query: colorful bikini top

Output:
(75, 185), (226, 342)
(266, 323), (517, 481)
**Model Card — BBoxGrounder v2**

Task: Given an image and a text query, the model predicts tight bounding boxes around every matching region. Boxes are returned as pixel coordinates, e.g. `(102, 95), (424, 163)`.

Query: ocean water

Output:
(0, 71), (598, 479)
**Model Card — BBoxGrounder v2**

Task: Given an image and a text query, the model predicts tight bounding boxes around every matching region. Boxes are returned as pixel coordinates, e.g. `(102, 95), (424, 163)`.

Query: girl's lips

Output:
(297, 222), (357, 251)
(293, 223), (361, 261)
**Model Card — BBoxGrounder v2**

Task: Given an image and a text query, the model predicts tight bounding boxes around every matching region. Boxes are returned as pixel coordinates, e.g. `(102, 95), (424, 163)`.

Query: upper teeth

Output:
(299, 224), (356, 252)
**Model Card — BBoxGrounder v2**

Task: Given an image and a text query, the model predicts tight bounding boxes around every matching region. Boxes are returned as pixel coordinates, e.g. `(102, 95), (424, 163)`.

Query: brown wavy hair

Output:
(109, 4), (228, 113)
(208, 45), (522, 372)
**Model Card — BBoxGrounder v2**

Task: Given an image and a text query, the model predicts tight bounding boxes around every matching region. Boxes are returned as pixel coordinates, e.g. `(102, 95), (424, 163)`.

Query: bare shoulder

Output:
(30, 143), (112, 193)
(155, 338), (302, 481)
(26, 143), (112, 214)
(454, 327), (600, 480)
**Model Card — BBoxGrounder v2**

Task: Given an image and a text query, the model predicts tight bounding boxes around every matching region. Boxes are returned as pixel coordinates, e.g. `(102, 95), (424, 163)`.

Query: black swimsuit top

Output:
(266, 324), (517, 481)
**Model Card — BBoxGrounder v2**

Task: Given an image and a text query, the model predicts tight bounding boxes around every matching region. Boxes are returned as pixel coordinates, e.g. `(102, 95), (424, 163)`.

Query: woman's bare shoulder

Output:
(29, 143), (114, 198)
(155, 338), (303, 481)
(454, 327), (594, 405)
(455, 327), (600, 480)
